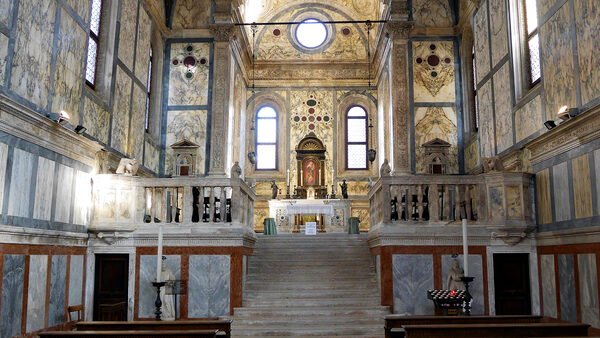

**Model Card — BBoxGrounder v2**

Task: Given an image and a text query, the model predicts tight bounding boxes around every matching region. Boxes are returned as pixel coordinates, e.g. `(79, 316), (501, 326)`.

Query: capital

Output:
(385, 21), (413, 40)
(209, 23), (237, 42)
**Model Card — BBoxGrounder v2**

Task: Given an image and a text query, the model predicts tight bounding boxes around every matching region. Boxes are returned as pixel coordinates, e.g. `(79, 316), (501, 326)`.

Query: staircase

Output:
(232, 233), (389, 337)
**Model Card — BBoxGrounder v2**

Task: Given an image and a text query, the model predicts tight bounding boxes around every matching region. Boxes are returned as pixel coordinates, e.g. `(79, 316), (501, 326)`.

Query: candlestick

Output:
(156, 225), (163, 282)
(286, 169), (290, 187)
(318, 168), (321, 185)
(462, 218), (469, 276)
(300, 169), (303, 186)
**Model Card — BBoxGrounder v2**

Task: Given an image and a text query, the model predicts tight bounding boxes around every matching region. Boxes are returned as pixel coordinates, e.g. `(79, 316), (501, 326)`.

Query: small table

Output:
(348, 217), (360, 234)
(427, 289), (468, 316)
(263, 218), (277, 235)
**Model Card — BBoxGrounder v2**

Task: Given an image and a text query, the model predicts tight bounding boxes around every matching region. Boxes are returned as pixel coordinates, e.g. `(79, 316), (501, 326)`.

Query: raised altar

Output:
(268, 199), (351, 233)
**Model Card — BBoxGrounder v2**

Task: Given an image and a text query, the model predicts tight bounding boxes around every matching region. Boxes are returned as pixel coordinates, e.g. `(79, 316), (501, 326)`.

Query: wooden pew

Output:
(76, 320), (232, 338)
(38, 329), (218, 337)
(401, 323), (590, 338)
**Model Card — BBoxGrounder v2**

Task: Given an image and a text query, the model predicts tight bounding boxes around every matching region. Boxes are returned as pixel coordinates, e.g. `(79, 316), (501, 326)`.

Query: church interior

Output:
(1, 0), (600, 336)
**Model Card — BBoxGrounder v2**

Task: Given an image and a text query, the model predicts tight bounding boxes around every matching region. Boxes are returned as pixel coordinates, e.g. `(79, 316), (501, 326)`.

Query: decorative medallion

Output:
(413, 42), (454, 96)
(171, 44), (208, 81)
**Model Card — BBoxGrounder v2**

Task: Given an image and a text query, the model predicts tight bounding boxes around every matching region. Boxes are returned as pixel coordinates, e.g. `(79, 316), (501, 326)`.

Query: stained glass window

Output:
(346, 106), (368, 170)
(256, 106), (278, 170)
(86, 0), (103, 87)
(523, 0), (540, 85)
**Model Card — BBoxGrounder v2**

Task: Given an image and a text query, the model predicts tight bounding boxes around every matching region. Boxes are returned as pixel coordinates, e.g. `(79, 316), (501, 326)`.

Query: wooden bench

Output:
(76, 320), (232, 338)
(385, 315), (544, 337)
(401, 323), (589, 338)
(38, 329), (218, 337)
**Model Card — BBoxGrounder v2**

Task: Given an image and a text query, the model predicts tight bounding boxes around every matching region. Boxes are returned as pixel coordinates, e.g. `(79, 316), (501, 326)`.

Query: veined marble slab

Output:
(138, 255), (181, 318)
(134, 8), (152, 84)
(393, 254), (434, 315)
(0, 33), (8, 85)
(441, 255), (484, 314)
(33, 157), (55, 221)
(118, 0), (138, 71)
(27, 255), (48, 332)
(55, 164), (74, 223)
(8, 148), (34, 217)
(0, 0), (12, 28)
(73, 170), (91, 226)
(558, 254), (576, 322)
(578, 254), (599, 327)
(540, 255), (557, 317)
(69, 255), (84, 306)
(188, 255), (230, 318)
(0, 142), (8, 213)
(552, 162), (571, 222)
(1, 254), (25, 338)
(49, 255), (67, 326)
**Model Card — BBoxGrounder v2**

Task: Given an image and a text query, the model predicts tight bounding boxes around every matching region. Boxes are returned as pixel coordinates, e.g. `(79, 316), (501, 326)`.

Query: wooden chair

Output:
(67, 305), (84, 322)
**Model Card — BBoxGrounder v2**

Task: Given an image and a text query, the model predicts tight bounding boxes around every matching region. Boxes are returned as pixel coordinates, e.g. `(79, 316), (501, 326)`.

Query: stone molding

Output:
(0, 224), (89, 246)
(385, 21), (414, 41)
(209, 23), (237, 42)
(536, 225), (600, 246)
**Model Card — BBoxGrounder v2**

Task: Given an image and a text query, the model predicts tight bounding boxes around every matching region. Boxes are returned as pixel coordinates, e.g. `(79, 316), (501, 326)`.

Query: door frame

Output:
(486, 246), (540, 316)
(85, 247), (136, 321)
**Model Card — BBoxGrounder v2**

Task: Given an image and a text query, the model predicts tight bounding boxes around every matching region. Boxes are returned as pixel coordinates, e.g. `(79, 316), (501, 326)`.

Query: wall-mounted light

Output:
(544, 120), (557, 130)
(74, 125), (87, 135)
(46, 110), (70, 125)
(557, 105), (579, 122)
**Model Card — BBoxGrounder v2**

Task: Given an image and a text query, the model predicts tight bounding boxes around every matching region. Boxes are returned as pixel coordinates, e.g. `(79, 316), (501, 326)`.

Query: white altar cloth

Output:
(269, 199), (338, 216)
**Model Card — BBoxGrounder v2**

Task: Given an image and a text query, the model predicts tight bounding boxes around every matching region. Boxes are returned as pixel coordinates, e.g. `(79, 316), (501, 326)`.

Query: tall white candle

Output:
(300, 169), (303, 186)
(156, 225), (163, 282)
(286, 169), (290, 187)
(462, 218), (469, 277)
(318, 168), (321, 185)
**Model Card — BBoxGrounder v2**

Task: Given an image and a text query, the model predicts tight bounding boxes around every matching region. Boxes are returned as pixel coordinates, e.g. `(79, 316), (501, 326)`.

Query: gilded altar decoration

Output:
(303, 159), (319, 186)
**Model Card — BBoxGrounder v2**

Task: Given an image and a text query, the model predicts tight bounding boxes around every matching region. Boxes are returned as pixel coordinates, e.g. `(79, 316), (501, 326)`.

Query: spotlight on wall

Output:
(557, 105), (579, 122)
(544, 120), (557, 130)
(46, 110), (70, 126)
(74, 125), (87, 135)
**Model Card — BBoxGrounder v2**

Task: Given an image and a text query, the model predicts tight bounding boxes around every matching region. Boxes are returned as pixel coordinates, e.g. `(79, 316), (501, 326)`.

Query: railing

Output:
(91, 175), (256, 229)
(368, 172), (534, 227)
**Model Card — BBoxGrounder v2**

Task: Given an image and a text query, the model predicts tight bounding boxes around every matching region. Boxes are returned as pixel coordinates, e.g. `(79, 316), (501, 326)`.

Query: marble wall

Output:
(82, 98), (110, 145)
(392, 254), (434, 315)
(1, 255), (25, 338)
(27, 255), (48, 332)
(0, 0), (12, 27)
(69, 255), (84, 306)
(473, 0), (490, 84)
(572, 154), (593, 219)
(515, 95), (543, 143)
(493, 63), (513, 153)
(48, 255), (67, 326)
(189, 255), (230, 318)
(165, 110), (208, 175)
(412, 0), (453, 27)
(578, 253), (600, 328)
(412, 41), (455, 103)
(552, 162), (571, 222)
(478, 81), (495, 158)
(0, 33), (8, 85)
(575, 0), (600, 106)
(8, 148), (33, 218)
(414, 107), (458, 173)
(119, 0), (138, 71)
(489, 0), (508, 67)
(167, 43), (210, 106)
(540, 254), (557, 317)
(441, 255), (484, 314)
(558, 254), (577, 322)
(172, 0), (211, 29)
(112, 67), (133, 154)
(138, 255), (181, 318)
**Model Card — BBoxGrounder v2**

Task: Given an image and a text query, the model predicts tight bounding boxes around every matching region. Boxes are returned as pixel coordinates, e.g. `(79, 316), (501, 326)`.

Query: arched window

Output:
(346, 106), (368, 170)
(85, 0), (103, 88)
(255, 106), (278, 170)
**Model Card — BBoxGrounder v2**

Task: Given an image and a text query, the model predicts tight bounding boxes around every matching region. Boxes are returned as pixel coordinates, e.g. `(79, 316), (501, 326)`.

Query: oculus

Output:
(295, 19), (327, 48)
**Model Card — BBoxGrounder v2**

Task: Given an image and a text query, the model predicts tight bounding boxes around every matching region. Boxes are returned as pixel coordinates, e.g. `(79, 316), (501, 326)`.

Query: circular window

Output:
(295, 19), (327, 48)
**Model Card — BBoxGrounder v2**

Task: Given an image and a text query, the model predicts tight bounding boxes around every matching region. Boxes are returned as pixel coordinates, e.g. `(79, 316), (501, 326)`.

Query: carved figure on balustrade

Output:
(447, 259), (466, 291)
(271, 180), (279, 199)
(482, 156), (504, 173)
(380, 159), (391, 177)
(230, 161), (242, 178)
(340, 179), (348, 199)
(116, 158), (139, 176)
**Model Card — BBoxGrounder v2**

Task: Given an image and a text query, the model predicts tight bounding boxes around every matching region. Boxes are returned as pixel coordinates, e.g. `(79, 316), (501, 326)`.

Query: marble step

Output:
(244, 281), (378, 291)
(247, 257), (373, 264)
(230, 326), (383, 337)
(244, 291), (380, 301)
(233, 318), (383, 328)
(244, 275), (378, 283)
(243, 298), (380, 307)
(234, 306), (390, 318)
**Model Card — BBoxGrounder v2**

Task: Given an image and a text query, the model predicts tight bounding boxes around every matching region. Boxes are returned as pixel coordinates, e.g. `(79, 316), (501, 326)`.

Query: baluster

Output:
(430, 184), (440, 222)
(185, 186), (194, 223)
(417, 185), (424, 221)
(465, 185), (472, 220)
(150, 188), (157, 223)
(443, 185), (451, 221)
(171, 188), (177, 223)
(220, 186), (226, 223)
(209, 187), (215, 222)
(454, 185), (461, 220)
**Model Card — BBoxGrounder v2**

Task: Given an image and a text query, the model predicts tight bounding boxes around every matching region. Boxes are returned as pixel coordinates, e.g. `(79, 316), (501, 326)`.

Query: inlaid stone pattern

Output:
(54, 164), (74, 224)
(489, 0), (508, 67)
(0, 33), (8, 85)
(493, 63), (512, 153)
(27, 255), (48, 332)
(135, 8), (152, 85)
(536, 168), (553, 225)
(52, 9), (87, 123)
(552, 162), (571, 222)
(393, 254), (434, 315)
(83, 97), (110, 144)
(165, 110), (208, 176)
(129, 84), (146, 160)
(188, 255), (230, 318)
(73, 170), (92, 225)
(138, 255), (181, 318)
(65, 0), (91, 23)
(412, 0), (453, 27)
(595, 149), (600, 215)
(0, 0), (12, 27)
(489, 186), (505, 219)
(168, 43), (210, 106)
(412, 41), (455, 102)
(540, 255), (557, 317)
(414, 107), (458, 174)
(506, 186), (522, 218)
(575, 0), (600, 106)
(572, 154), (592, 219)
(69, 255), (84, 306)
(477, 80), (495, 157)
(515, 95), (542, 143)
(441, 255), (484, 314)
(172, 0), (210, 29)
(144, 141), (160, 173)
(48, 255), (67, 326)
(112, 66), (133, 154)
(473, 0), (490, 84)
(0, 142), (8, 213)
(465, 138), (480, 172)
(559, 254), (577, 322)
(33, 157), (56, 221)
(118, 0), (138, 71)
(540, 5), (576, 121)
(11, 0), (56, 108)
(8, 148), (34, 218)
(1, 255), (25, 338)
(538, 0), (558, 19)
(578, 254), (600, 327)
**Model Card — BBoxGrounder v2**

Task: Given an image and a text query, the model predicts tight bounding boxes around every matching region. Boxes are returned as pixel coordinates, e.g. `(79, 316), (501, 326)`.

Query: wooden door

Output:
(493, 253), (531, 315)
(93, 254), (129, 321)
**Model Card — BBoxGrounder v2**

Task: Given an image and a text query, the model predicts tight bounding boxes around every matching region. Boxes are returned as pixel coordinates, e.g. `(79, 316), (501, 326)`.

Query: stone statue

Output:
(246, 177), (256, 190)
(160, 257), (176, 320)
(116, 158), (139, 176)
(380, 159), (391, 177)
(270, 180), (278, 199)
(95, 150), (110, 174)
(340, 179), (348, 199)
(482, 156), (504, 173)
(446, 259), (465, 291)
(230, 161), (242, 178)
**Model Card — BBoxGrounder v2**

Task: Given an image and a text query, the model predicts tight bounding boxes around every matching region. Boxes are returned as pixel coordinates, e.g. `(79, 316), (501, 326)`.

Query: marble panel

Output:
(0, 142), (8, 213)
(73, 170), (91, 226)
(489, 0), (508, 67)
(392, 254), (434, 315)
(68, 255), (84, 306)
(595, 149), (600, 215)
(10, 0), (55, 108)
(540, 255), (557, 317)
(489, 186), (505, 219)
(414, 107), (458, 174)
(0, 255), (25, 338)
(0, 33), (8, 85)
(33, 157), (56, 221)
(552, 162), (571, 222)
(493, 63), (512, 153)
(0, 0), (12, 27)
(138, 255), (181, 318)
(506, 186), (522, 218)
(118, 0), (138, 71)
(465, 138), (480, 172)
(117, 189), (132, 221)
(578, 253), (600, 327)
(134, 8), (152, 85)
(540, 5), (576, 121)
(129, 84), (146, 160)
(168, 43), (210, 106)
(539, 0), (559, 18)
(49, 255), (67, 326)
(172, 0), (210, 29)
(65, 0), (91, 23)
(412, 0), (453, 27)
(536, 169), (552, 224)
(558, 254), (577, 322)
(51, 9), (87, 123)
(111, 66), (132, 154)
(441, 255), (484, 314)
(515, 95), (543, 143)
(474, 0), (490, 83)
(8, 148), (33, 217)
(94, 189), (115, 221)
(83, 97), (110, 144)
(478, 80), (495, 157)
(144, 141), (159, 173)
(412, 41), (455, 102)
(188, 255), (230, 318)
(572, 154), (592, 219)
(54, 164), (74, 223)
(165, 110), (208, 176)
(27, 255), (48, 332)
(575, 0), (600, 106)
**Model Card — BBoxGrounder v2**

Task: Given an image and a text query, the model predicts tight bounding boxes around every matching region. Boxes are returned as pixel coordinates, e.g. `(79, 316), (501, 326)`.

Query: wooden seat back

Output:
(401, 322), (589, 338)
(39, 329), (218, 337)
(76, 319), (232, 338)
